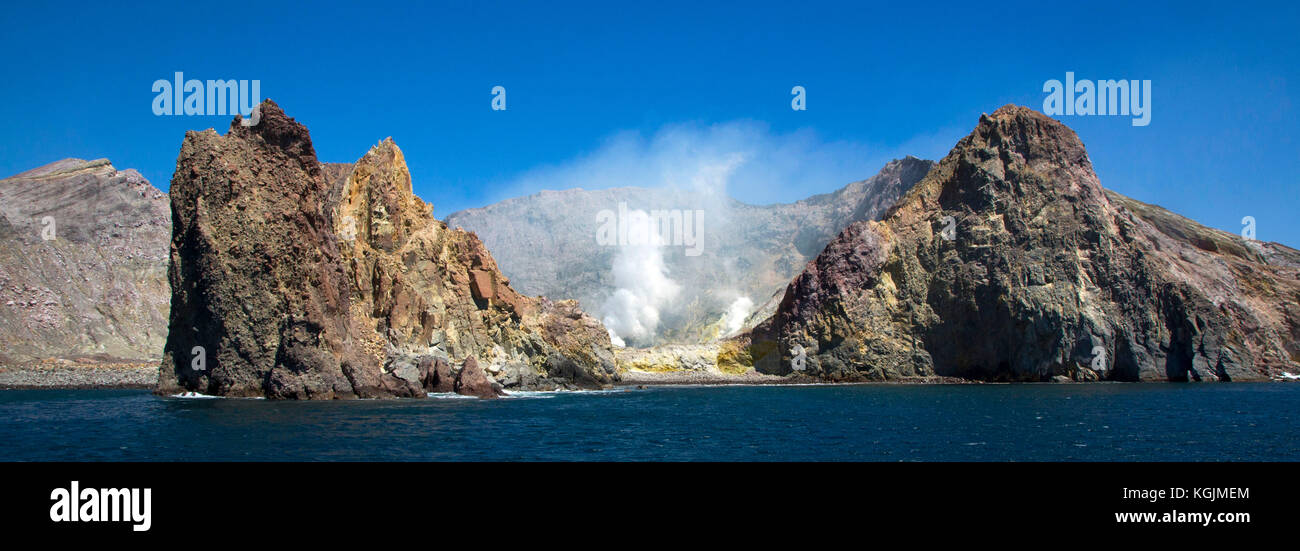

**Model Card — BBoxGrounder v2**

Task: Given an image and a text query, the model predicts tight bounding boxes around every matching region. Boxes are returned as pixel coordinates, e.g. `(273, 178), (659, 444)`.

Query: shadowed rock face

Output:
(157, 101), (617, 399)
(0, 159), (169, 364)
(748, 105), (1300, 382)
(158, 101), (373, 398)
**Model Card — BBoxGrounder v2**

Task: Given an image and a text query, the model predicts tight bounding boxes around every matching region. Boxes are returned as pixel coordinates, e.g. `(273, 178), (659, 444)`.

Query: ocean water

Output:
(1, 383), (1297, 461)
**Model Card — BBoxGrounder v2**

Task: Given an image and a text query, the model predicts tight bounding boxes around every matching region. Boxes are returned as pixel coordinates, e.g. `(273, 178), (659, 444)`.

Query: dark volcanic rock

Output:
(157, 101), (381, 398)
(157, 100), (618, 399)
(419, 356), (455, 393)
(747, 105), (1300, 382)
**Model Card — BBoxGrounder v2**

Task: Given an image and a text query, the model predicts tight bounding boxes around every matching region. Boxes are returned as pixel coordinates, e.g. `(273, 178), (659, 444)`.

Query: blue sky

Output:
(1, 1), (1296, 245)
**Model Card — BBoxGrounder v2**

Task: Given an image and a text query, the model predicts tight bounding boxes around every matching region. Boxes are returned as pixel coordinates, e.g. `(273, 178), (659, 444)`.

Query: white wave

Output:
(424, 392), (479, 400)
(502, 388), (630, 399)
(500, 391), (558, 399)
(170, 391), (221, 399)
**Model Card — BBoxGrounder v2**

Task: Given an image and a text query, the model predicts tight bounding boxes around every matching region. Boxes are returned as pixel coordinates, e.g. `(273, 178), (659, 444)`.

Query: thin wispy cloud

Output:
(486, 120), (961, 206)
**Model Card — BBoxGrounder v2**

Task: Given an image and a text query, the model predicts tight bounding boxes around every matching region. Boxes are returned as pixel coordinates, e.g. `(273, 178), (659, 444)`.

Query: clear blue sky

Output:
(1, 1), (1296, 245)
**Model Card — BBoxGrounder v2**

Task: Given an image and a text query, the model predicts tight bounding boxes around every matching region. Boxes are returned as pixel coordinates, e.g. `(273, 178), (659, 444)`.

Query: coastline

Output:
(0, 362), (157, 390)
(612, 370), (1300, 387)
(3, 362), (1294, 391)
(616, 369), (787, 386)
(613, 369), (978, 386)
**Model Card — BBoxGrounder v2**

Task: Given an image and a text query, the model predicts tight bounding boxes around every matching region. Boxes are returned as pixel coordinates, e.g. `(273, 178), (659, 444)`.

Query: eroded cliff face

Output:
(0, 159), (169, 364)
(330, 137), (618, 392)
(157, 101), (373, 398)
(748, 105), (1300, 382)
(157, 101), (616, 398)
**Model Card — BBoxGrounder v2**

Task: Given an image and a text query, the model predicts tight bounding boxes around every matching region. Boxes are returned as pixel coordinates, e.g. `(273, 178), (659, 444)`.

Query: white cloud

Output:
(487, 120), (947, 205)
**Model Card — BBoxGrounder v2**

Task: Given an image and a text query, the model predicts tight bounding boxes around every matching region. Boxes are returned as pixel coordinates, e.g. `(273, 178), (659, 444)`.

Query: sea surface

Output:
(1, 383), (1297, 461)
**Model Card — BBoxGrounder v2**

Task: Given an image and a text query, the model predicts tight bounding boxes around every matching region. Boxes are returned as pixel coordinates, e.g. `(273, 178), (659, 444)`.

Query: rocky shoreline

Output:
(617, 369), (786, 386)
(616, 369), (979, 386)
(3, 359), (1296, 390)
(0, 361), (157, 390)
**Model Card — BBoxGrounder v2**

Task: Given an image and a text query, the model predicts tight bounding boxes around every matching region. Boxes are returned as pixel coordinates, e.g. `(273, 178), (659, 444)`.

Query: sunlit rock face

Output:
(747, 105), (1300, 382)
(158, 100), (616, 399)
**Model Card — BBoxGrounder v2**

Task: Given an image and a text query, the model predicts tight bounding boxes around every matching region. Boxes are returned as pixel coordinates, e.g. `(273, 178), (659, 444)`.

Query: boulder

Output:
(419, 356), (455, 393)
(454, 357), (504, 398)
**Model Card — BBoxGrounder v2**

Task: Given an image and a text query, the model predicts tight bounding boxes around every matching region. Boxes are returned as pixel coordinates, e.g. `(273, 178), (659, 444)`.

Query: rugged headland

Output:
(739, 105), (1300, 382)
(156, 101), (618, 398)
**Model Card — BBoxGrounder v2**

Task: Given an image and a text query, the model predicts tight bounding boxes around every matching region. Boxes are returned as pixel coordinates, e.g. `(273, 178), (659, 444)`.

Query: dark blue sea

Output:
(2, 383), (1297, 461)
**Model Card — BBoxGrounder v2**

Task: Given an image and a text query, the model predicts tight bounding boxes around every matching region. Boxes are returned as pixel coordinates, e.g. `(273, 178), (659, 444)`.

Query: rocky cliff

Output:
(157, 100), (617, 399)
(0, 159), (169, 364)
(747, 105), (1300, 382)
(445, 157), (934, 345)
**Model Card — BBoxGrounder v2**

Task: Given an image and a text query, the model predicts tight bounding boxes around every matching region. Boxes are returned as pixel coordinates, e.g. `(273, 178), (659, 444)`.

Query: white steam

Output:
(487, 120), (960, 347)
(720, 296), (755, 336)
(601, 221), (680, 347)
(599, 156), (744, 347)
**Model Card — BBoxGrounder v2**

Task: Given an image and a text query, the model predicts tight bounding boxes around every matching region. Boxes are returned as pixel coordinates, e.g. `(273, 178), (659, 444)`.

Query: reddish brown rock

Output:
(157, 100), (384, 398)
(419, 356), (455, 393)
(469, 270), (495, 301)
(157, 100), (617, 399)
(453, 356), (503, 398)
(329, 136), (616, 392)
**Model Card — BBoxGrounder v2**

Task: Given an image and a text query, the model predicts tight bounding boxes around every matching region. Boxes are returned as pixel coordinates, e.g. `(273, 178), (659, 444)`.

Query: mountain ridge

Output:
(445, 156), (936, 345)
(0, 158), (169, 364)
